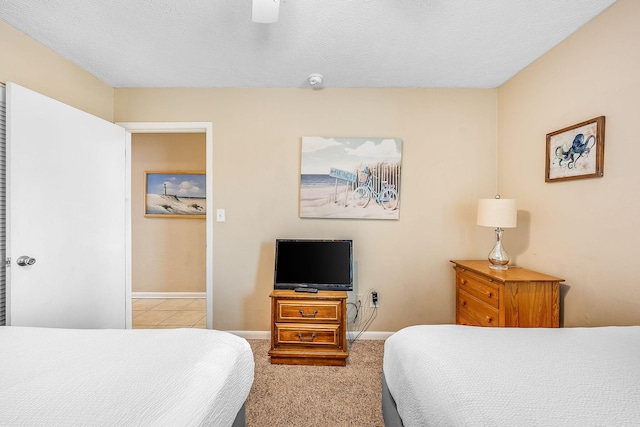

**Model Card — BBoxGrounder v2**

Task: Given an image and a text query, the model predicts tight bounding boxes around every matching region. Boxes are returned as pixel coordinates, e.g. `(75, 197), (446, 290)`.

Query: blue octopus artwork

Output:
(554, 133), (596, 169)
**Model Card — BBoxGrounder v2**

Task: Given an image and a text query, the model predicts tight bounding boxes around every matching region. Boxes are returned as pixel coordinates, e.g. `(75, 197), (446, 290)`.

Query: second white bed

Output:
(383, 324), (640, 426)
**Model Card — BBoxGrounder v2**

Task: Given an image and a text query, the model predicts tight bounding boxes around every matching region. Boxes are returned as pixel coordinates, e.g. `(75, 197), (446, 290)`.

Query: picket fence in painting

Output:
(300, 137), (403, 220)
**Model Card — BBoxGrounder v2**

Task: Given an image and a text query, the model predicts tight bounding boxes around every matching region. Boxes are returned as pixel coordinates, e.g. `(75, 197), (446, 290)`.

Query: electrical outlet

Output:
(370, 291), (379, 308)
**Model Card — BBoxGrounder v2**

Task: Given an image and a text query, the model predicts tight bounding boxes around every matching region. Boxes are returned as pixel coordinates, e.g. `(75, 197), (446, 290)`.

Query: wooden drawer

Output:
(275, 299), (341, 323)
(457, 269), (500, 309)
(270, 290), (348, 366)
(458, 289), (499, 327)
(452, 260), (563, 328)
(274, 323), (341, 347)
(457, 310), (482, 327)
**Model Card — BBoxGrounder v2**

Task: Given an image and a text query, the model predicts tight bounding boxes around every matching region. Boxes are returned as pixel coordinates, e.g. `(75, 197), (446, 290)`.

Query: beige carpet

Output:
(246, 339), (385, 427)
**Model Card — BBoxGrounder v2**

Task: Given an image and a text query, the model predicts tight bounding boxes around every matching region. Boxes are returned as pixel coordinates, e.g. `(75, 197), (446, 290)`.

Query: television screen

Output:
(274, 239), (353, 291)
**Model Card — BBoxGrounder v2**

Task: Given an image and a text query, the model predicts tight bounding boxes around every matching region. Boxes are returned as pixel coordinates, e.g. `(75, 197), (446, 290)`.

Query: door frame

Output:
(118, 122), (213, 329)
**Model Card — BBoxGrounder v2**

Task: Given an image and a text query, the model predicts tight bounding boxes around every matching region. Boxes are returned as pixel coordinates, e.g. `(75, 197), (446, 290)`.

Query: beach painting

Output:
(300, 137), (402, 220)
(145, 171), (206, 218)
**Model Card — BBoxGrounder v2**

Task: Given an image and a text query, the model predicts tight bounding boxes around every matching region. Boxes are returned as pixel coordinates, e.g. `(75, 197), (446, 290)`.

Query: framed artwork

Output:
(546, 116), (605, 182)
(299, 137), (403, 220)
(145, 171), (206, 218)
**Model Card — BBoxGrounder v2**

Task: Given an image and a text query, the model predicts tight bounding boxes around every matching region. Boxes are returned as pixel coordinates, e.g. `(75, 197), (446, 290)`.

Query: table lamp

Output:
(477, 196), (517, 270)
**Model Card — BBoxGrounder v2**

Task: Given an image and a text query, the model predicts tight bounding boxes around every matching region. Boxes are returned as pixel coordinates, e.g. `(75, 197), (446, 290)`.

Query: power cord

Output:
(346, 300), (361, 324)
(347, 289), (378, 345)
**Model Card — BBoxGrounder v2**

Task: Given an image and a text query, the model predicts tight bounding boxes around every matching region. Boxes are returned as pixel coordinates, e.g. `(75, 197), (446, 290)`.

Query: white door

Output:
(6, 83), (127, 329)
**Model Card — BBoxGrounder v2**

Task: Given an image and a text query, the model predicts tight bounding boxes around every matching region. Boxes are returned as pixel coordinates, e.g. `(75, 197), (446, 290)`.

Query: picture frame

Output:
(299, 137), (402, 220)
(545, 116), (605, 182)
(145, 171), (206, 218)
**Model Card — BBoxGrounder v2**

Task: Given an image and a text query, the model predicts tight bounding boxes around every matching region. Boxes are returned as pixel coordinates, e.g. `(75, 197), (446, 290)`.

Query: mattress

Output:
(383, 324), (640, 427)
(0, 326), (254, 426)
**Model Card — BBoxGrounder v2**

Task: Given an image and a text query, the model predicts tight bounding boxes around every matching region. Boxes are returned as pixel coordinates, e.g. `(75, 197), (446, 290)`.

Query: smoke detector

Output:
(308, 73), (324, 89)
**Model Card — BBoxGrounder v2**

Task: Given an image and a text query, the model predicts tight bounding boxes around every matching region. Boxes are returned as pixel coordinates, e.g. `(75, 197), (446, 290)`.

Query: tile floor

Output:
(132, 298), (206, 329)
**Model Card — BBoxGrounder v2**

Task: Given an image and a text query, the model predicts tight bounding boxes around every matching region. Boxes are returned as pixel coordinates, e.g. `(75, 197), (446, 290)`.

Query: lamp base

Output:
(487, 227), (510, 270)
(488, 262), (509, 270)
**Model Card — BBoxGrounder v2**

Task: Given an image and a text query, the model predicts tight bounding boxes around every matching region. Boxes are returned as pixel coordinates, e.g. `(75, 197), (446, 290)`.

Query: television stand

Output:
(269, 290), (348, 366)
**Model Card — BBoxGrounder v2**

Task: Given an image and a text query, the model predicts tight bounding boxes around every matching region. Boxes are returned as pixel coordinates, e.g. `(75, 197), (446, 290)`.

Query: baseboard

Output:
(226, 330), (394, 341)
(132, 292), (206, 299)
(348, 331), (395, 340)
(227, 331), (271, 340)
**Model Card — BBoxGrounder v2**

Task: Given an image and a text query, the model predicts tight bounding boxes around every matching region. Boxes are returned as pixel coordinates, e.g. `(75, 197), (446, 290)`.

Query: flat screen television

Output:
(274, 239), (353, 292)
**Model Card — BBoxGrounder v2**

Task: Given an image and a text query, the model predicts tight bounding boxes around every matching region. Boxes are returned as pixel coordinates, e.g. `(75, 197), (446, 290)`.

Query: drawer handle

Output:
(487, 291), (493, 298)
(296, 332), (317, 342)
(486, 316), (493, 323)
(461, 300), (467, 306)
(460, 279), (466, 285)
(299, 309), (318, 318)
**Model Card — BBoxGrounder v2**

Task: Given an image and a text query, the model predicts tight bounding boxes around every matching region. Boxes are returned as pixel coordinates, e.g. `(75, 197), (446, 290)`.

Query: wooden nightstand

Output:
(268, 290), (348, 366)
(451, 260), (563, 328)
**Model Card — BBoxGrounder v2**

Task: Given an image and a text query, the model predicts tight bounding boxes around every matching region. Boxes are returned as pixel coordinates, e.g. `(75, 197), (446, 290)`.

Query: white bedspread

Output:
(383, 324), (640, 427)
(0, 327), (254, 426)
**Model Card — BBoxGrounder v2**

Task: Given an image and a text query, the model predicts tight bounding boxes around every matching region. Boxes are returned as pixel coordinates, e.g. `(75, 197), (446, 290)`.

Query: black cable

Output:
(350, 305), (377, 343)
(347, 291), (377, 345)
(346, 301), (361, 324)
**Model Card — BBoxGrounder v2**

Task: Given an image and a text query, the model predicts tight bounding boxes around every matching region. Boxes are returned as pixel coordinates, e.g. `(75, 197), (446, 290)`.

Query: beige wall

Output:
(0, 20), (114, 121)
(131, 133), (206, 293)
(115, 88), (498, 331)
(498, 0), (640, 326)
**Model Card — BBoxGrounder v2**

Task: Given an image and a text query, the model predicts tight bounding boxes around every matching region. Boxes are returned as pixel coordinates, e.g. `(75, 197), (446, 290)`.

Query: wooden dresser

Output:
(268, 290), (348, 366)
(451, 260), (563, 328)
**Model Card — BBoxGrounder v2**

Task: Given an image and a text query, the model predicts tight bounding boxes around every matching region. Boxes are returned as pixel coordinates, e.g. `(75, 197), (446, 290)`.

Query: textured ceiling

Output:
(0, 0), (618, 88)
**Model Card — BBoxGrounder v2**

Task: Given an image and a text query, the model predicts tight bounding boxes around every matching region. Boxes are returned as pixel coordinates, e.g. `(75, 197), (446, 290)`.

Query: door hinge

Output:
(5, 257), (10, 267)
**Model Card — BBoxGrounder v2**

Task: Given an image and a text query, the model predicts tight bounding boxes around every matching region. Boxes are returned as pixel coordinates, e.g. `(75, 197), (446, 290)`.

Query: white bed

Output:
(0, 326), (254, 426)
(383, 324), (640, 427)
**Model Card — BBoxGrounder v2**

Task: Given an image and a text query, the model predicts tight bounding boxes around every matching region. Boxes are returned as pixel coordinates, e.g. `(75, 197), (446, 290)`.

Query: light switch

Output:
(216, 209), (225, 222)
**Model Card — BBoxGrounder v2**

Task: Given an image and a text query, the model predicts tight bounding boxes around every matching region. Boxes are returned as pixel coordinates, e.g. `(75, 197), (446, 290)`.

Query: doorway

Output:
(119, 122), (213, 329)
(131, 133), (206, 328)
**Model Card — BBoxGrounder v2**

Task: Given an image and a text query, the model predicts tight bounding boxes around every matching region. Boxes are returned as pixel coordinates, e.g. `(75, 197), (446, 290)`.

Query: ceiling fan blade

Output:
(252, 0), (280, 23)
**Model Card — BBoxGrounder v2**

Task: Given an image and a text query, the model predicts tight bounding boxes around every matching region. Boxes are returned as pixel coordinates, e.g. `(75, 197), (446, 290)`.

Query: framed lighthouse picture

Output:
(144, 171), (206, 218)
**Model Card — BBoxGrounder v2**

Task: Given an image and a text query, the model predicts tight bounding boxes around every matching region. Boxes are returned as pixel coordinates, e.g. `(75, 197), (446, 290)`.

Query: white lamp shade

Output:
(477, 198), (517, 228)
(252, 0), (280, 23)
